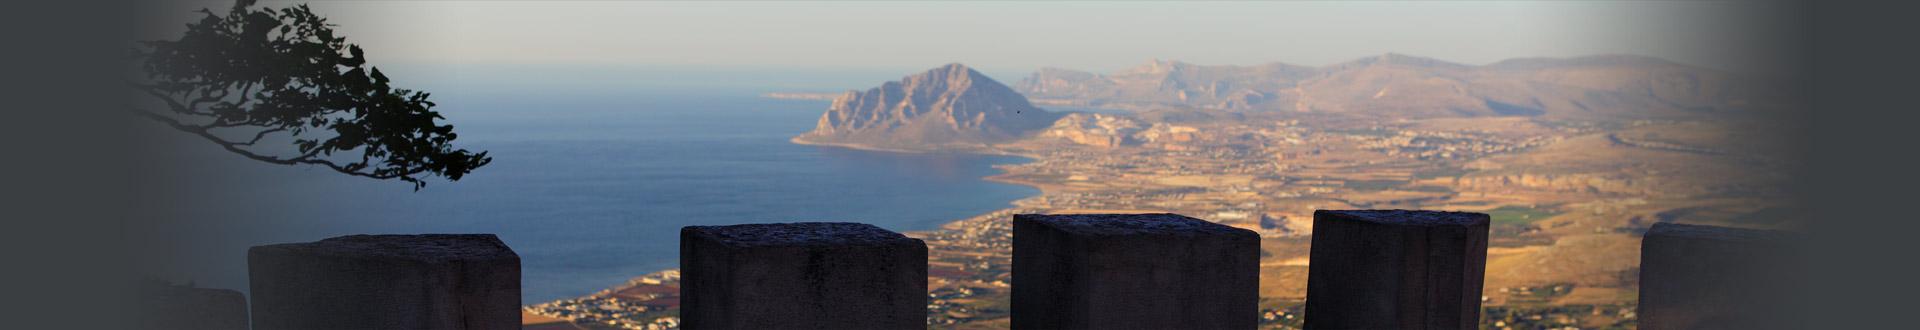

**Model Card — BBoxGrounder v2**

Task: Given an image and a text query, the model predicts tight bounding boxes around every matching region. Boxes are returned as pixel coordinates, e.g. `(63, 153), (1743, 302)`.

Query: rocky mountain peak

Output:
(794, 64), (1060, 151)
(904, 63), (990, 87)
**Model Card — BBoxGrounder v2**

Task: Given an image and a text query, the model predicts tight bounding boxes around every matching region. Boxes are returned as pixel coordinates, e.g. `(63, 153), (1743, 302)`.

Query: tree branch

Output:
(239, 127), (285, 146)
(133, 108), (402, 181)
(187, 86), (230, 110)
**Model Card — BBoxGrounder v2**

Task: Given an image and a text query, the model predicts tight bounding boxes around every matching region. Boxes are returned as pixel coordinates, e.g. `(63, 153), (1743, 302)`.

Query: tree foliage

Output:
(137, 0), (488, 189)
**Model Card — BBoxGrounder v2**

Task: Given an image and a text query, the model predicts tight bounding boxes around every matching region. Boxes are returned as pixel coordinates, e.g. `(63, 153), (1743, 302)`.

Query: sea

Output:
(131, 65), (1041, 304)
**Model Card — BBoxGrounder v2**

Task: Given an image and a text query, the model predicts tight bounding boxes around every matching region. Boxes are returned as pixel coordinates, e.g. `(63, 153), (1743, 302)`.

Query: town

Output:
(526, 109), (1790, 329)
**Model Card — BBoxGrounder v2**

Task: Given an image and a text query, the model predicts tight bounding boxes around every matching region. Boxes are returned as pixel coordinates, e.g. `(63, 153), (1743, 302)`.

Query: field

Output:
(532, 112), (1798, 329)
(1485, 205), (1561, 226)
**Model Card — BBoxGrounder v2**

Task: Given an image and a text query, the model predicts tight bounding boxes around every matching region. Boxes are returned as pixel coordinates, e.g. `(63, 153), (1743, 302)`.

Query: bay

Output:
(132, 66), (1038, 303)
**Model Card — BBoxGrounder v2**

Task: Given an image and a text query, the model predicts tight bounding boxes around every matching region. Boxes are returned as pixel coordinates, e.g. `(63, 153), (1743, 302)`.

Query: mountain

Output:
(1020, 60), (1317, 111)
(1016, 54), (1778, 119)
(794, 63), (1061, 151)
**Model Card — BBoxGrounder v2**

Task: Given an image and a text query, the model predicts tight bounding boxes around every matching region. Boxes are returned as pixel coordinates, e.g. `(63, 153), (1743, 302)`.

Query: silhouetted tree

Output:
(135, 0), (488, 189)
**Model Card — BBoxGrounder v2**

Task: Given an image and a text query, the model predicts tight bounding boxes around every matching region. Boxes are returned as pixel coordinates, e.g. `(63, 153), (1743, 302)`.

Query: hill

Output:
(794, 63), (1062, 151)
(1016, 54), (1781, 119)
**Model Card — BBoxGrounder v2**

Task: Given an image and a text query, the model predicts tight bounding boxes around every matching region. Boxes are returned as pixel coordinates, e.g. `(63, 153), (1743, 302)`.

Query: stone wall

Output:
(221, 212), (1784, 330)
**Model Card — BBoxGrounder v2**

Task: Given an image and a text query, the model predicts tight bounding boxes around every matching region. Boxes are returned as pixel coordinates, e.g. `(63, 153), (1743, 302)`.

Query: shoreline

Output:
(791, 136), (1053, 195)
(534, 137), (1052, 310)
(789, 137), (1063, 236)
(787, 137), (934, 154)
(788, 136), (1042, 159)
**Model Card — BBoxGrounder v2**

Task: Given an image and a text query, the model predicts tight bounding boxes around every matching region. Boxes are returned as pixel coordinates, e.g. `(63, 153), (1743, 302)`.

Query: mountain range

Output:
(796, 54), (1782, 151)
(1017, 53), (1777, 118)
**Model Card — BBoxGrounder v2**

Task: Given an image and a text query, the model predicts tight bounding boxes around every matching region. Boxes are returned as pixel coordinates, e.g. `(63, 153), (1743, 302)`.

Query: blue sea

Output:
(133, 65), (1040, 303)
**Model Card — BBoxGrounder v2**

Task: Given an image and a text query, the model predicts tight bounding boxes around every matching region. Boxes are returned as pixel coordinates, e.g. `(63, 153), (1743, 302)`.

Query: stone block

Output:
(248, 234), (520, 330)
(1011, 213), (1260, 330)
(1304, 210), (1489, 330)
(680, 222), (927, 329)
(1638, 223), (1798, 330)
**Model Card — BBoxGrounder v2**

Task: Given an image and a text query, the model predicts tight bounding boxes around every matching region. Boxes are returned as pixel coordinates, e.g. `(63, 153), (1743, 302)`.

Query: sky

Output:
(145, 1), (1799, 77)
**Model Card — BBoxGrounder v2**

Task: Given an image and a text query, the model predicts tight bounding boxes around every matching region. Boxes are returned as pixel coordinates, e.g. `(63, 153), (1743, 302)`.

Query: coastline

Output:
(789, 136), (1043, 159)
(791, 136), (1055, 202)
(791, 135), (1053, 210)
(528, 137), (1052, 324)
(788, 137), (1062, 235)
(787, 136), (934, 154)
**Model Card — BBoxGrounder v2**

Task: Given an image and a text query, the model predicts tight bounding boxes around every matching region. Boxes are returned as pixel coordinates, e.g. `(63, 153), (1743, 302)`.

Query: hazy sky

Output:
(148, 1), (1796, 75)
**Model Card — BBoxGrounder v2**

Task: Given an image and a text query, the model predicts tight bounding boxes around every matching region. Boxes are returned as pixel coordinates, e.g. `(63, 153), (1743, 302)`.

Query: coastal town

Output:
(527, 53), (1798, 328)
(112, 1), (1821, 328)
(525, 105), (1786, 329)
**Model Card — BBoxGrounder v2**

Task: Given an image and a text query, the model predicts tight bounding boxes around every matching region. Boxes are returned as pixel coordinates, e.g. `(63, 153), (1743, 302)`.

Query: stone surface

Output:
(248, 234), (520, 330)
(1304, 210), (1490, 330)
(680, 222), (927, 330)
(139, 285), (248, 330)
(1012, 213), (1260, 330)
(1638, 223), (1798, 330)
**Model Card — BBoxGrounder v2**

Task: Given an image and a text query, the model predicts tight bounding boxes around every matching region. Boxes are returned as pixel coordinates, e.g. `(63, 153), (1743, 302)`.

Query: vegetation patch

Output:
(1486, 205), (1561, 226)
(1412, 166), (1472, 180)
(1343, 179), (1409, 191)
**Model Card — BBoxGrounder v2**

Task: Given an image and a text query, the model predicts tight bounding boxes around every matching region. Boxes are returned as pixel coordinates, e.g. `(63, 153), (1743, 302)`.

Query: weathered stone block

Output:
(1304, 210), (1489, 330)
(1012, 213), (1260, 330)
(1638, 223), (1798, 330)
(248, 234), (520, 330)
(680, 222), (927, 330)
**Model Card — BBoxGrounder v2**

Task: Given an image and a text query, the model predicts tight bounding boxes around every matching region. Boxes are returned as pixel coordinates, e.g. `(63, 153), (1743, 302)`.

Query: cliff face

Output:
(795, 63), (1060, 150)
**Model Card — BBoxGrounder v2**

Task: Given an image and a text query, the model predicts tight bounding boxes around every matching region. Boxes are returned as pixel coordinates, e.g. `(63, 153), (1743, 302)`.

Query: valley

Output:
(527, 55), (1798, 329)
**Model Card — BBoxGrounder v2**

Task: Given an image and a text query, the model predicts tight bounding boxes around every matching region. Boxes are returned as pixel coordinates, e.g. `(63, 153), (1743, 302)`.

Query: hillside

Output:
(1016, 54), (1781, 119)
(793, 63), (1063, 151)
